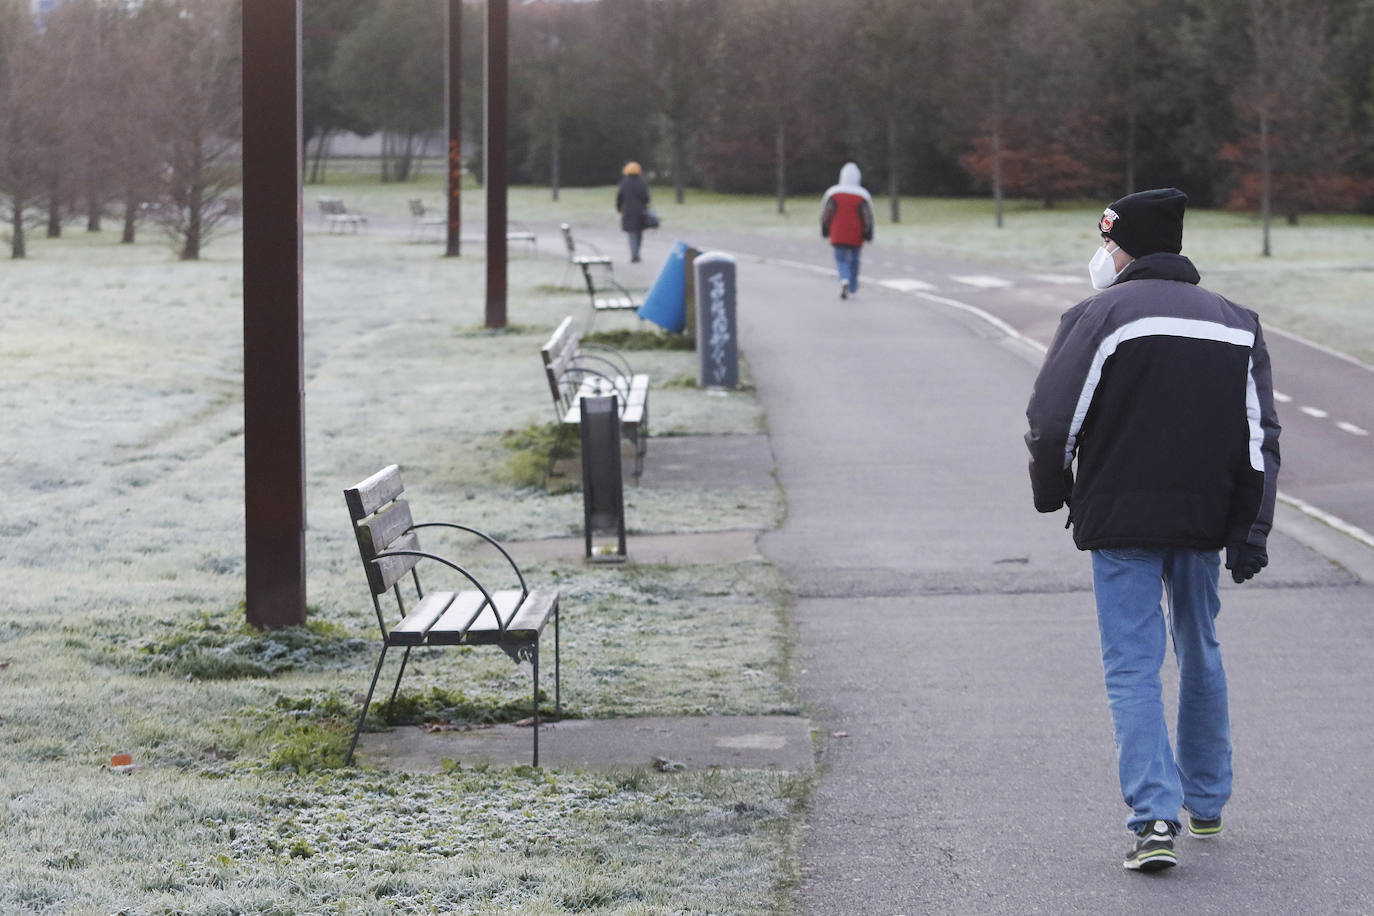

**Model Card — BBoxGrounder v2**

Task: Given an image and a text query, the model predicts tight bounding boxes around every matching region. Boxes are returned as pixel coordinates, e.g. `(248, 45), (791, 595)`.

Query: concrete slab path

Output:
(357, 715), (814, 773)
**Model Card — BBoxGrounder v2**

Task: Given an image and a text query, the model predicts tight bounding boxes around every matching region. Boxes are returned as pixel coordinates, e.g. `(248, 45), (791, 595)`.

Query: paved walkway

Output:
(733, 251), (1374, 914)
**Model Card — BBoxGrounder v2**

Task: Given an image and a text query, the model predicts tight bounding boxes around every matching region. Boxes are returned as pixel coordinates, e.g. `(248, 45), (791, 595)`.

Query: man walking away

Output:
(1024, 188), (1281, 872)
(821, 162), (874, 299)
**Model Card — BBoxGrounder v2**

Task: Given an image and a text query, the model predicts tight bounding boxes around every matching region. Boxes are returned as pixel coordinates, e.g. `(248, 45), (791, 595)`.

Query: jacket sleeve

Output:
(860, 200), (874, 242)
(820, 197), (835, 238)
(1025, 302), (1098, 513)
(1227, 321), (1282, 548)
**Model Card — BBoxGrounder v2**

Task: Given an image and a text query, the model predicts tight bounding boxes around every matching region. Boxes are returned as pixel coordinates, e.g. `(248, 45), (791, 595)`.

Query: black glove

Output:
(1225, 542), (1268, 583)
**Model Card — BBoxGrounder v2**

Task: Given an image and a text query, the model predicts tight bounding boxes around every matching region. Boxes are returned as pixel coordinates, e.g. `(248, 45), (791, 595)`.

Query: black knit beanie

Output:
(1097, 188), (1188, 258)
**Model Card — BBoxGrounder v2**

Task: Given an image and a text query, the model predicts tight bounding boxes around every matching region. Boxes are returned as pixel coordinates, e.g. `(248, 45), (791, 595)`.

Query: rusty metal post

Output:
(485, 0), (508, 328)
(445, 0), (462, 258)
(241, 0), (306, 628)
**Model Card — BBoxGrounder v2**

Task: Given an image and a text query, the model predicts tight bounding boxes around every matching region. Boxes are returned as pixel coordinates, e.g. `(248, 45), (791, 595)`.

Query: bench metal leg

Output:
(543, 424), (571, 487)
(554, 608), (561, 718)
(532, 644), (540, 768)
(347, 644), (390, 766)
(384, 646), (412, 719)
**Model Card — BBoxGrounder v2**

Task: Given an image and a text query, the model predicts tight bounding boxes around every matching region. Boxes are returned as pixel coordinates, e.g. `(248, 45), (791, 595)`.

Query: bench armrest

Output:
(580, 342), (635, 380)
(558, 365), (630, 407)
(408, 522), (528, 595)
(372, 548), (512, 633)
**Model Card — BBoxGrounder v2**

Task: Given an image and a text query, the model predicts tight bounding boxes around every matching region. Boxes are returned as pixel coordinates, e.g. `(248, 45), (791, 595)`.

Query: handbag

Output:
(641, 209), (660, 230)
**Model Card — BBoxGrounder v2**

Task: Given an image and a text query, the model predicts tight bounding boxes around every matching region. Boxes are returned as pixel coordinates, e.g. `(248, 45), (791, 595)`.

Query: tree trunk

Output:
(87, 190), (101, 232)
(887, 114), (900, 223)
(550, 112), (560, 201)
(774, 120), (786, 215)
(1259, 111), (1272, 257)
(673, 123), (686, 204)
(992, 123), (1004, 229)
(308, 131), (332, 184)
(10, 198), (25, 258)
(182, 184), (202, 261)
(122, 194), (138, 244)
(47, 192), (61, 238)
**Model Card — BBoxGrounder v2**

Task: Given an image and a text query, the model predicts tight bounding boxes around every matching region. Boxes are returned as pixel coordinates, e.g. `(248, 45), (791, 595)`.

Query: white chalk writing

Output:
(708, 271), (731, 384)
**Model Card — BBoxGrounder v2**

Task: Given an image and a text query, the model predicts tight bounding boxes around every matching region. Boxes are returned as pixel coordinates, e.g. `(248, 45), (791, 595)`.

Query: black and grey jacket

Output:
(1025, 253), (1281, 551)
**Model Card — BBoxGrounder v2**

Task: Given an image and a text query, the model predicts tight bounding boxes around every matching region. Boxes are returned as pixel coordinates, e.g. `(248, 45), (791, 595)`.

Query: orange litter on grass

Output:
(109, 753), (132, 768)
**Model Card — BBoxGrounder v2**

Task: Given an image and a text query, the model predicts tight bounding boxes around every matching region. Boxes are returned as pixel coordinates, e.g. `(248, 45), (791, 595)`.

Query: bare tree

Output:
(720, 0), (833, 214)
(0, 0), (43, 258)
(149, 0), (242, 260)
(1229, 0), (1340, 255)
(853, 0), (948, 223)
(649, 0), (723, 204)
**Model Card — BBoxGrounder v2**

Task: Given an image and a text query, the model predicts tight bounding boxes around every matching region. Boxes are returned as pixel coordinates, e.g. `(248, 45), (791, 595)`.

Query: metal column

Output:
(446, 0), (462, 258)
(484, 0), (508, 328)
(240, 0), (306, 628)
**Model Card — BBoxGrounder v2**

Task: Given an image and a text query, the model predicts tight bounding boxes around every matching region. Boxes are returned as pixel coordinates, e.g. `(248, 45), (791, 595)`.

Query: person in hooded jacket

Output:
(615, 161), (651, 262)
(1025, 188), (1281, 873)
(820, 162), (874, 299)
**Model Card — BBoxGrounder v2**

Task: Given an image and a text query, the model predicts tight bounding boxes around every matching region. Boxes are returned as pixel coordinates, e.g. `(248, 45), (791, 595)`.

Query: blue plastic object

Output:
(637, 241), (690, 333)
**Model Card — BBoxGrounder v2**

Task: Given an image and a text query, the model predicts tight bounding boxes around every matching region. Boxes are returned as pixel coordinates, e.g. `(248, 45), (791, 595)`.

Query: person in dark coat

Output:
(1025, 188), (1281, 873)
(615, 161), (650, 262)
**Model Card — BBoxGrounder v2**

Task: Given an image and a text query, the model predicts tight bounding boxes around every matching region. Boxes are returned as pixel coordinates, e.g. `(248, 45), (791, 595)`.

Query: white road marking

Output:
(1273, 391), (1293, 403)
(949, 274), (1013, 289)
(1029, 273), (1083, 285)
(1337, 421), (1369, 436)
(1301, 406), (1329, 419)
(879, 278), (938, 292)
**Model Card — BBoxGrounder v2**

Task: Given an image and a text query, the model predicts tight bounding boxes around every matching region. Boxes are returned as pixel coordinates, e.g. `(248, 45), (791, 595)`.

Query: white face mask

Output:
(1088, 243), (1122, 290)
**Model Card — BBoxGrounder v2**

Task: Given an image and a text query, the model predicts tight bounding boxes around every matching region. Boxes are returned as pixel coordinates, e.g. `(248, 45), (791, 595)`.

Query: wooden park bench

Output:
(317, 196), (367, 233)
(540, 316), (649, 481)
(407, 198), (445, 241)
(578, 261), (640, 329)
(343, 464), (561, 766)
(560, 222), (612, 287)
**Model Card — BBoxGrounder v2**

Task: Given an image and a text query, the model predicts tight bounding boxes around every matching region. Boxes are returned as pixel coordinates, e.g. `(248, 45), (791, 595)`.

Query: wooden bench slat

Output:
(466, 588), (558, 645)
(356, 498), (414, 556)
(389, 591), (457, 645)
(593, 297), (637, 311)
(372, 529), (422, 593)
(425, 589), (522, 645)
(345, 464), (404, 520)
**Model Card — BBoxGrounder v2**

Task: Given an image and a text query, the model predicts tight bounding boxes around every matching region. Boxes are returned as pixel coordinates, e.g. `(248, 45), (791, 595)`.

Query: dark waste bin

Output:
(580, 394), (626, 562)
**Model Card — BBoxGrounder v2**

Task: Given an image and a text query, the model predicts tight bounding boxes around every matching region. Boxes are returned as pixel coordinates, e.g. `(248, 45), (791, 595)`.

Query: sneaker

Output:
(839, 281), (848, 300)
(1124, 820), (1177, 872)
(1186, 812), (1223, 839)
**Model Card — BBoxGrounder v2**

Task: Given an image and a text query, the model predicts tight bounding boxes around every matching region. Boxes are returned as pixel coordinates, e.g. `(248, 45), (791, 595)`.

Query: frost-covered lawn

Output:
(0, 207), (798, 913)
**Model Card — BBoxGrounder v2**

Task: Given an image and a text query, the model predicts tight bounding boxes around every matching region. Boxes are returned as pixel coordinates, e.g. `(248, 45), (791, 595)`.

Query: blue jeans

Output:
(1091, 547), (1231, 832)
(833, 244), (861, 293)
(626, 230), (643, 261)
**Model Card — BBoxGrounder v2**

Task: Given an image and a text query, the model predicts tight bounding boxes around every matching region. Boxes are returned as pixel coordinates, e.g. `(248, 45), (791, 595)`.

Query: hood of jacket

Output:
(839, 162), (862, 186)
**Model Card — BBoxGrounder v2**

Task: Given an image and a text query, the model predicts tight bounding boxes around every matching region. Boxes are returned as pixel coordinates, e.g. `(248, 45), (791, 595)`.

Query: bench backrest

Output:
(408, 198), (425, 217)
(318, 197), (344, 215)
(540, 316), (581, 408)
(344, 464), (422, 597)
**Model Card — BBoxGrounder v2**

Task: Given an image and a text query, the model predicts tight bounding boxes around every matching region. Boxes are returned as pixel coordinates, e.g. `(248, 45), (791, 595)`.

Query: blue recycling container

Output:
(637, 241), (690, 333)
